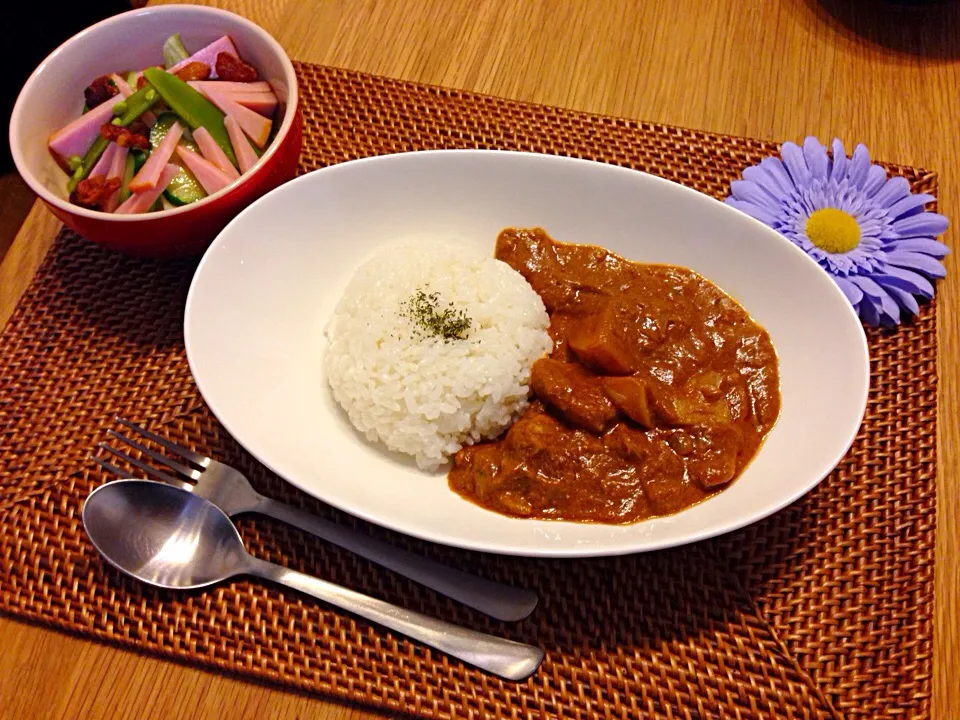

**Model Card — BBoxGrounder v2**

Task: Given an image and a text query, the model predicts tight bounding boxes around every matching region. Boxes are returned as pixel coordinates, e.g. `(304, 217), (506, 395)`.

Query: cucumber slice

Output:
(163, 165), (206, 206)
(149, 112), (207, 206)
(150, 112), (199, 152)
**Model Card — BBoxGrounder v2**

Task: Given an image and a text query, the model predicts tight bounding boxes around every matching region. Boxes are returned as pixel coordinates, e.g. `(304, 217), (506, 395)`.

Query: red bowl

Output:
(9, 5), (302, 258)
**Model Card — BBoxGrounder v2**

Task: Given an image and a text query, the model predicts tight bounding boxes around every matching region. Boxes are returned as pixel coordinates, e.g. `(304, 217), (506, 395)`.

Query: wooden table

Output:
(2, 1), (957, 717)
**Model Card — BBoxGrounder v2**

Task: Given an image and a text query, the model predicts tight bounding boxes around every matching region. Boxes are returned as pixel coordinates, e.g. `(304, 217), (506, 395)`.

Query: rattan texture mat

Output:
(0, 63), (938, 719)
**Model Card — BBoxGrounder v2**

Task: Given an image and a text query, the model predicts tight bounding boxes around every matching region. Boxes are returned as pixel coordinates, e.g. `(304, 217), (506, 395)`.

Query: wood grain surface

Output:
(2, 0), (957, 717)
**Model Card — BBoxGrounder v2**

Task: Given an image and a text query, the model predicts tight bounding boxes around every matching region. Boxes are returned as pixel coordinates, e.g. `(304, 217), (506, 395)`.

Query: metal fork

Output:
(92, 418), (538, 622)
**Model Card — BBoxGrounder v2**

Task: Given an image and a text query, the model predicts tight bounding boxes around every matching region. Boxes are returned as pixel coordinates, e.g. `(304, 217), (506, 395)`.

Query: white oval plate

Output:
(185, 150), (869, 557)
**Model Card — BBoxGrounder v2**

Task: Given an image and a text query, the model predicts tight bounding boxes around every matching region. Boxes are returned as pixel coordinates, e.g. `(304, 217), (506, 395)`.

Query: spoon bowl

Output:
(83, 479), (249, 589)
(82, 479), (544, 680)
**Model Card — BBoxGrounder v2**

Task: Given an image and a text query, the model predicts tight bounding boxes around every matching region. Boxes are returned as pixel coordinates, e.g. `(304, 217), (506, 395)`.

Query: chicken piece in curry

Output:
(448, 228), (781, 524)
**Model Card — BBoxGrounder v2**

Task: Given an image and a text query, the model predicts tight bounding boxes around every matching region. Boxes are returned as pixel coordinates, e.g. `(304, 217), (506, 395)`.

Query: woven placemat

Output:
(0, 63), (937, 719)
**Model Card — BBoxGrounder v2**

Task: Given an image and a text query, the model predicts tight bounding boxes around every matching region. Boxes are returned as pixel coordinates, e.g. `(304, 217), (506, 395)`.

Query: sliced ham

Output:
(201, 86), (271, 147)
(224, 114), (260, 173)
(108, 145), (129, 179)
(192, 126), (240, 179)
(175, 146), (234, 195)
(88, 142), (119, 179)
(102, 145), (129, 213)
(219, 92), (277, 117)
(48, 100), (116, 169)
(190, 82), (278, 117)
(111, 73), (134, 97)
(115, 163), (179, 214)
(167, 35), (239, 79)
(189, 80), (273, 94)
(128, 121), (183, 192)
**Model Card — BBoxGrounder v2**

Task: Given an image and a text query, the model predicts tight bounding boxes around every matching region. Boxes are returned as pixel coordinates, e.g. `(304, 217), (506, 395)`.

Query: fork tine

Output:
(95, 445), (194, 492)
(90, 455), (132, 479)
(115, 417), (210, 468)
(105, 431), (202, 481)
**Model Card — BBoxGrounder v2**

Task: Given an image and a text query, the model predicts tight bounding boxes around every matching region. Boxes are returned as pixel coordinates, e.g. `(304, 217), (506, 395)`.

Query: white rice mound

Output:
(324, 239), (552, 470)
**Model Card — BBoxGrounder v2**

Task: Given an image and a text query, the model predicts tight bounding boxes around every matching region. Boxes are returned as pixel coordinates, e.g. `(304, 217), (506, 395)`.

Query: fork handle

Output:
(246, 557), (544, 680)
(256, 498), (538, 622)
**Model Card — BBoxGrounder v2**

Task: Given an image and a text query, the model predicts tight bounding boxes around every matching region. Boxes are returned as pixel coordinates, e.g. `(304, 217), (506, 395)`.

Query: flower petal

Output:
(830, 139), (848, 183)
(825, 252), (857, 274)
(852, 275), (901, 323)
(859, 295), (881, 326)
(888, 238), (951, 257)
(891, 212), (950, 238)
(884, 250), (947, 278)
(780, 142), (812, 186)
(849, 274), (886, 298)
(803, 137), (829, 180)
(858, 217), (884, 237)
(834, 275), (864, 305)
(872, 176), (911, 208)
(883, 284), (920, 316)
(725, 198), (778, 226)
(730, 179), (782, 212)
(862, 165), (888, 198)
(885, 193), (935, 220)
(873, 264), (935, 297)
(740, 166), (782, 201)
(846, 144), (871, 189)
(758, 157), (796, 195)
(877, 289), (901, 324)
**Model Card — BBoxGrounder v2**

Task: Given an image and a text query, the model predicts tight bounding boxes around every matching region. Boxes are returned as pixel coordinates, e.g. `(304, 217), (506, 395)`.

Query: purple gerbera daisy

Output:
(726, 137), (950, 326)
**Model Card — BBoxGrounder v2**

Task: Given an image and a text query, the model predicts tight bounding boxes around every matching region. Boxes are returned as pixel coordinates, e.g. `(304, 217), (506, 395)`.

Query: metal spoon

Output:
(82, 479), (544, 681)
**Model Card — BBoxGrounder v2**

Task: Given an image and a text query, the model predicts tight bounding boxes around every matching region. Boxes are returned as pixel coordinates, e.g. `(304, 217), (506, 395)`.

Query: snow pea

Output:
(142, 67), (238, 168)
(115, 86), (159, 125)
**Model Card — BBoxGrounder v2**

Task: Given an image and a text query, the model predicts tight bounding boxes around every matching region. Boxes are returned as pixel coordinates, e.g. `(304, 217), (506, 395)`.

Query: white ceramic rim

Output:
(8, 4), (299, 221)
(185, 149), (871, 557)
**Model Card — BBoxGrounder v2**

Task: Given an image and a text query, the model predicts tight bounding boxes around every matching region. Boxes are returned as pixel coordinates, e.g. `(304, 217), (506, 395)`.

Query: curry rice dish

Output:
(325, 228), (780, 525)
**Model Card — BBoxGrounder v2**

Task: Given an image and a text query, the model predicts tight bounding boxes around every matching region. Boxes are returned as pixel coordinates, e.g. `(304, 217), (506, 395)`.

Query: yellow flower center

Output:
(805, 208), (861, 254)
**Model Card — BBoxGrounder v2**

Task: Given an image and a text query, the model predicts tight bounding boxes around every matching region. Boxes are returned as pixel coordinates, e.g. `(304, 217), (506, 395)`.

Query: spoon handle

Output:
(246, 557), (544, 681)
(256, 497), (538, 622)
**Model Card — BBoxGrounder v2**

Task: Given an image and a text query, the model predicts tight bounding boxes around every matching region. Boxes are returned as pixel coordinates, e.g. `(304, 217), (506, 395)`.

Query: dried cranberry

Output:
(99, 123), (150, 150)
(70, 176), (122, 210)
(84, 76), (119, 109)
(215, 52), (258, 82)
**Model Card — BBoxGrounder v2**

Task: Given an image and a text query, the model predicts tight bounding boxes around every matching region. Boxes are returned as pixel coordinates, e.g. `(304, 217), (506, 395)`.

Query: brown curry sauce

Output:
(448, 228), (781, 524)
